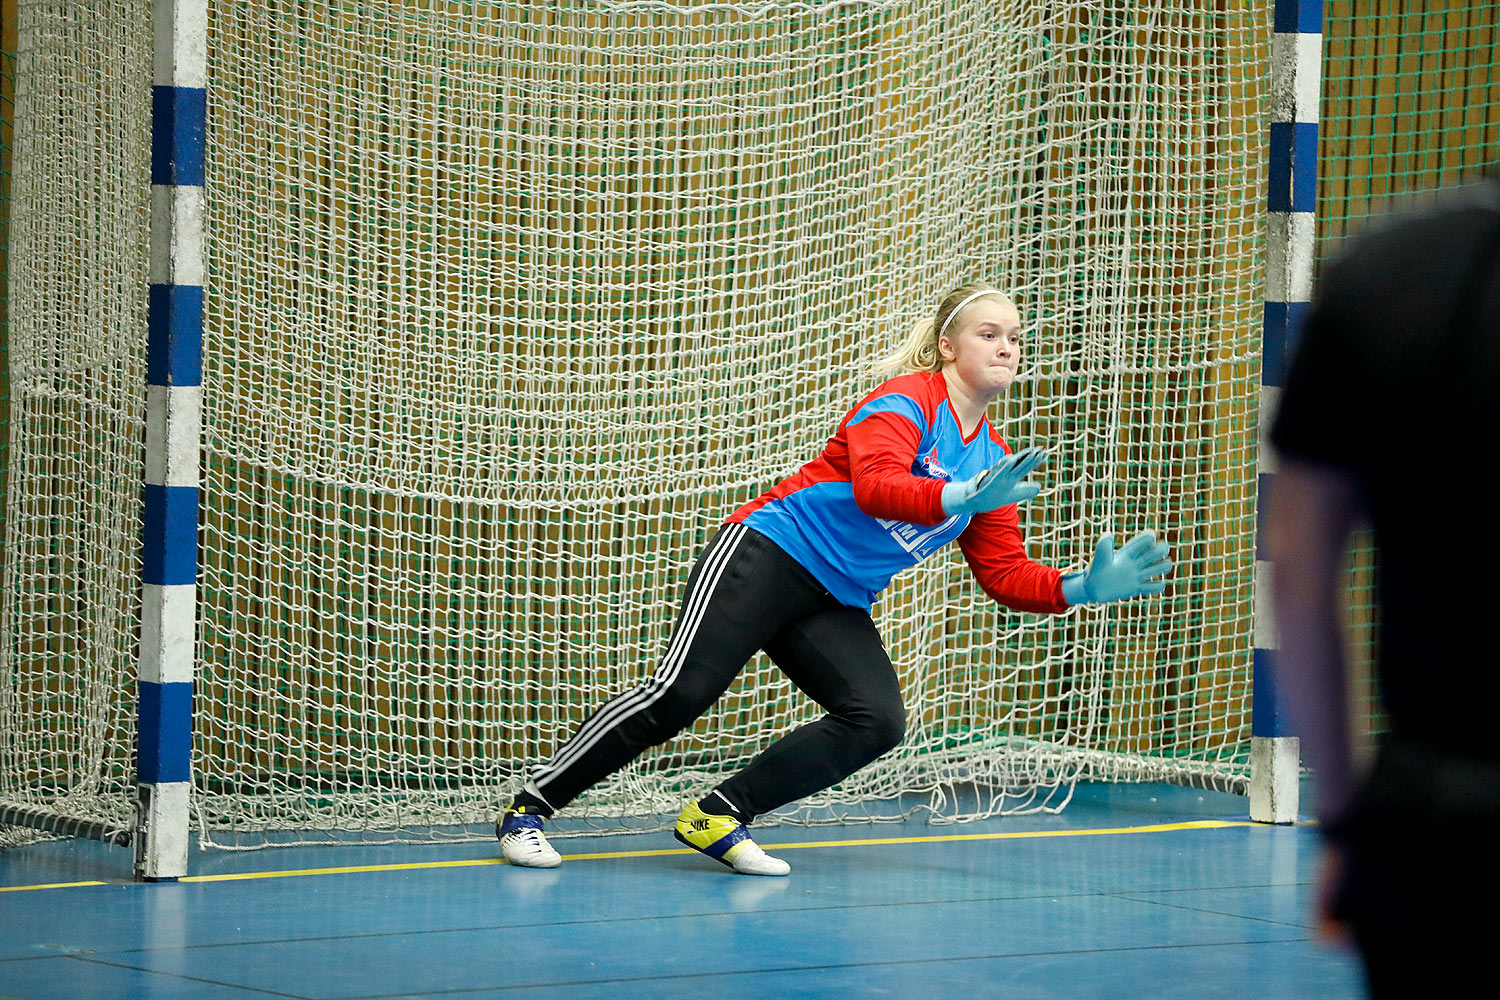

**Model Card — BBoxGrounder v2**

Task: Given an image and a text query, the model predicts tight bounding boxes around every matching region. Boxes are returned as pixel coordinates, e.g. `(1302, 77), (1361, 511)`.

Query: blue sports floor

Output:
(0, 783), (1367, 999)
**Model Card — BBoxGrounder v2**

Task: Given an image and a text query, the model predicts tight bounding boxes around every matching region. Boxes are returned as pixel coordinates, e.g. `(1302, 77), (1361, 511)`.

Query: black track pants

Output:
(528, 522), (905, 822)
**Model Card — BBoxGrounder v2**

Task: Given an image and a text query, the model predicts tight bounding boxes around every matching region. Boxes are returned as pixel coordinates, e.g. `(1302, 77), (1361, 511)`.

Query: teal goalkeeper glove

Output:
(1061, 531), (1173, 605)
(940, 447), (1048, 516)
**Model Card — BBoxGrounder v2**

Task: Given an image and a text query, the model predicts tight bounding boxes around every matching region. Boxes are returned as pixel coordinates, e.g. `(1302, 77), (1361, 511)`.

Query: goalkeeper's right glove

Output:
(940, 446), (1047, 516)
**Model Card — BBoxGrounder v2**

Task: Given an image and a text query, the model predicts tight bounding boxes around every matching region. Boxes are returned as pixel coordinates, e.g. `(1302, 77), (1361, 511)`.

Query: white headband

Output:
(937, 289), (1005, 342)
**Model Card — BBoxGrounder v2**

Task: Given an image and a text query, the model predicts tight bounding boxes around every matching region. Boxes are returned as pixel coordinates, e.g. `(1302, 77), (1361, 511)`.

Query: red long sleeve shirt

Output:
(729, 371), (1067, 614)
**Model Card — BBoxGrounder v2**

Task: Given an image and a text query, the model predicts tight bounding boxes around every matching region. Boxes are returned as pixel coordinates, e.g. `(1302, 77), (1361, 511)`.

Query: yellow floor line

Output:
(0, 879), (113, 892)
(1, 818), (1271, 893)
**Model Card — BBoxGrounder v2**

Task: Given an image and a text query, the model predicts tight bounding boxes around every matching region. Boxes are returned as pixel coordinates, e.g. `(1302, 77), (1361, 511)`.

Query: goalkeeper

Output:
(498, 284), (1173, 876)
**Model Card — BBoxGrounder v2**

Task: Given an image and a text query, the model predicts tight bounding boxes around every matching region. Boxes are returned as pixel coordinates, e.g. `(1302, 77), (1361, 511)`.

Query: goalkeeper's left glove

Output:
(1061, 531), (1173, 605)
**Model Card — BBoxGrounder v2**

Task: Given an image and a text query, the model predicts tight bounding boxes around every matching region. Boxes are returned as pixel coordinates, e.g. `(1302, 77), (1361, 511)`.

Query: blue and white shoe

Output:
(673, 800), (789, 876)
(497, 806), (561, 868)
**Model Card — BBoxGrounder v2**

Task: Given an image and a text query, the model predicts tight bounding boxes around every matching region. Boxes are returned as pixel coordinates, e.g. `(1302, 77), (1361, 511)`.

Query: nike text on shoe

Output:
(497, 807), (562, 869)
(673, 800), (789, 876)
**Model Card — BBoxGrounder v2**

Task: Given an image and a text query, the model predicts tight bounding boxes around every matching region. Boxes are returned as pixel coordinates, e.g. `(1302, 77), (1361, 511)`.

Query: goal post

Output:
(134, 0), (208, 880)
(1249, 0), (1321, 826)
(0, 0), (1384, 870)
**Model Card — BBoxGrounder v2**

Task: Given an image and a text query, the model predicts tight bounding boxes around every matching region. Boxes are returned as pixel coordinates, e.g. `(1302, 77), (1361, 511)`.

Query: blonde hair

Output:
(874, 282), (1004, 378)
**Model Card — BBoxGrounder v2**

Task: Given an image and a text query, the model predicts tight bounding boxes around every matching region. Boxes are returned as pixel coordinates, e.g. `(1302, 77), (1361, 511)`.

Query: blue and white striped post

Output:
(136, 0), (206, 881)
(1252, 0), (1320, 825)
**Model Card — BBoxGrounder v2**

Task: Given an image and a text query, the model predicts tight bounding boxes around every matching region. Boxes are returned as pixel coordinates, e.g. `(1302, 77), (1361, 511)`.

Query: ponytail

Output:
(872, 318), (942, 378)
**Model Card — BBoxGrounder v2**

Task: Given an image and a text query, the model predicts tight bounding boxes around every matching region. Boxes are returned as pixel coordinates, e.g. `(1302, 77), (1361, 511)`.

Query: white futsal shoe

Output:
(497, 806), (562, 869)
(673, 800), (790, 876)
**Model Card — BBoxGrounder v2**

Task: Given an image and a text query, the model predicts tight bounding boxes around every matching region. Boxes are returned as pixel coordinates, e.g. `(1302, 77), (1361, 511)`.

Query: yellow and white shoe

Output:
(497, 806), (561, 869)
(673, 800), (790, 876)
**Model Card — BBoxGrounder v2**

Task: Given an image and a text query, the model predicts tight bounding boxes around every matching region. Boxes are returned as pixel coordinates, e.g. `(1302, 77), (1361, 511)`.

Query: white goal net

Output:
(3, 0), (1270, 847)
